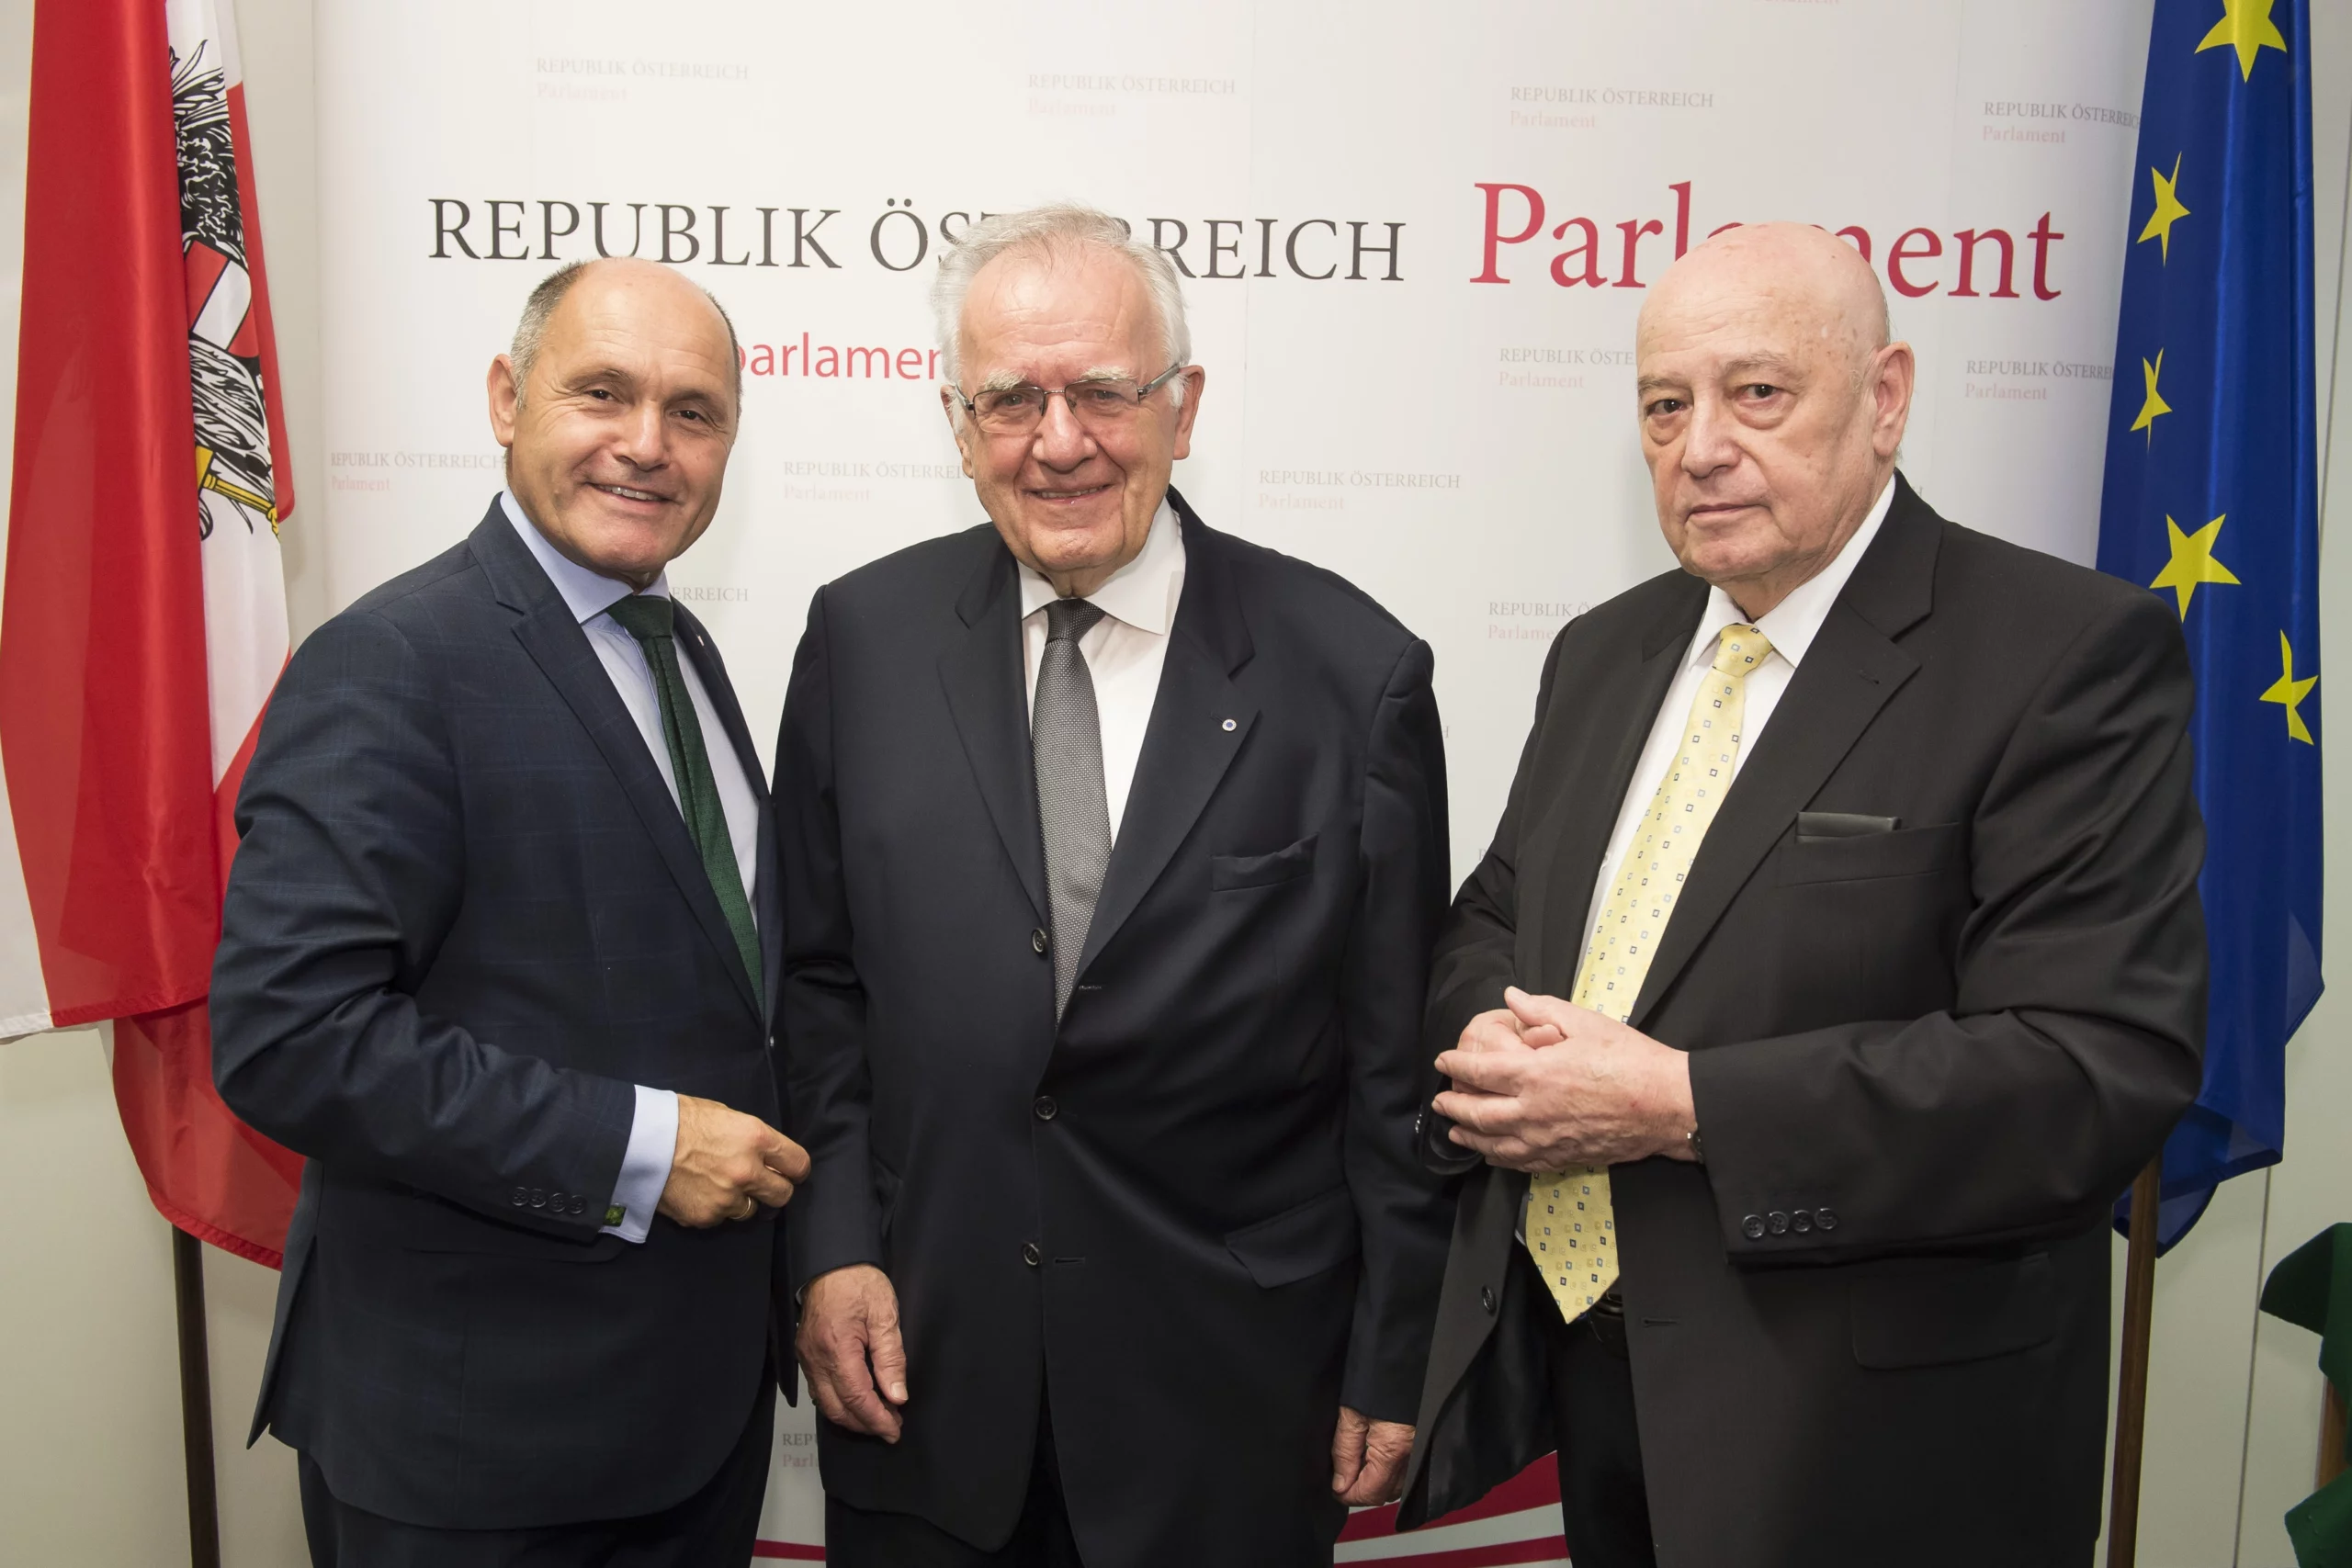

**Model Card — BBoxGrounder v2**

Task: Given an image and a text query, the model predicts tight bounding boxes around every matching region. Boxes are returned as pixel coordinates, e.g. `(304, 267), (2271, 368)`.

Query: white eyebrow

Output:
(976, 364), (1137, 392)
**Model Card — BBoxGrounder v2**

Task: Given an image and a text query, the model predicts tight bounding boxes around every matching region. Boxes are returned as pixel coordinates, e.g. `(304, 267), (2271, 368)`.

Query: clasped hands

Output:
(1432, 987), (1699, 1171)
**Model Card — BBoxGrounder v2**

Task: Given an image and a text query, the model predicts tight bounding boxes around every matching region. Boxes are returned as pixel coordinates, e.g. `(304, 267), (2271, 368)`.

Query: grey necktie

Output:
(1033, 597), (1111, 1018)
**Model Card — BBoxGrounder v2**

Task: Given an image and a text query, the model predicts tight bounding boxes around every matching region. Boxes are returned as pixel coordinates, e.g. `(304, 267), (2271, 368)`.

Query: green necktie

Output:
(604, 593), (763, 1011)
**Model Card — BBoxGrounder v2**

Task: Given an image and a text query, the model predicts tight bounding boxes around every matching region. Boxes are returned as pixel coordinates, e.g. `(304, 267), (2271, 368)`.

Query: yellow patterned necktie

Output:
(1525, 623), (1774, 1321)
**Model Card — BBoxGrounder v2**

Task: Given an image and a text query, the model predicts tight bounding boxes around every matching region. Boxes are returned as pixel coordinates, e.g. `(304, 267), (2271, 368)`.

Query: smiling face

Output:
(488, 259), (739, 591)
(1634, 224), (1914, 618)
(943, 243), (1204, 598)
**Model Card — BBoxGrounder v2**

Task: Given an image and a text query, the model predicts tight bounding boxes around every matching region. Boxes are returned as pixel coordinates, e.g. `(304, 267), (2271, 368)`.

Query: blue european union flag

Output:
(2096, 0), (2321, 1247)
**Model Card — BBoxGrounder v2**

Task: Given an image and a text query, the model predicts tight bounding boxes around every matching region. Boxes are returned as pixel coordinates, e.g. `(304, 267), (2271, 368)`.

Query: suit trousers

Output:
(823, 1390), (1082, 1568)
(1526, 1248), (1657, 1568)
(297, 1383), (775, 1568)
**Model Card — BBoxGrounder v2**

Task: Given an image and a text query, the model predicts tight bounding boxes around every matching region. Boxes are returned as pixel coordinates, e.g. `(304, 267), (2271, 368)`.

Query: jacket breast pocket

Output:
(1850, 1251), (2054, 1370)
(1225, 1183), (1361, 1288)
(1212, 833), (1319, 892)
(1778, 821), (1964, 886)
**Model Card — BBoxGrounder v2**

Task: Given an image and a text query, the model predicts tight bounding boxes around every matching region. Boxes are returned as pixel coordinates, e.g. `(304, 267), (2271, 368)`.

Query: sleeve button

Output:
(1792, 1210), (1815, 1234)
(1767, 1211), (1790, 1235)
(1741, 1214), (1766, 1240)
(1815, 1208), (1839, 1232)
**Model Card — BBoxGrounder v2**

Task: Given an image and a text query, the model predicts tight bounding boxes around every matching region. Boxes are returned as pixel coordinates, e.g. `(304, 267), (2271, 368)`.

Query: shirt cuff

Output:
(600, 1085), (678, 1244)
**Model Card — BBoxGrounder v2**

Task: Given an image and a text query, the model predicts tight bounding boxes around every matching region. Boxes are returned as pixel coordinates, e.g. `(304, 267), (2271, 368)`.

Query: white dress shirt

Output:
(1018, 499), (1186, 840)
(1577, 477), (1896, 962)
(501, 491), (762, 1243)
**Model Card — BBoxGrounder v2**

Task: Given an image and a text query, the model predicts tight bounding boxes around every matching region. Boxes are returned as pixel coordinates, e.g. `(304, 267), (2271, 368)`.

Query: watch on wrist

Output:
(1686, 1126), (1705, 1164)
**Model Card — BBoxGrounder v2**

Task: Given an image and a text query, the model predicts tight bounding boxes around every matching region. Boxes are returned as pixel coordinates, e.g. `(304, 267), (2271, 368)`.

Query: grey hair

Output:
(931, 204), (1191, 410)
(510, 259), (744, 406)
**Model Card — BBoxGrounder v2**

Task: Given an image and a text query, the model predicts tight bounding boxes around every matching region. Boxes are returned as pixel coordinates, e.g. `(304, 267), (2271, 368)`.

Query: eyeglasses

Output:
(952, 363), (1186, 437)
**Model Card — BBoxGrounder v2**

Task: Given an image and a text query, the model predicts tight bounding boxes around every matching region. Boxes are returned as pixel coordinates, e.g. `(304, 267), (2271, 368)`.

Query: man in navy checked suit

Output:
(212, 257), (808, 1565)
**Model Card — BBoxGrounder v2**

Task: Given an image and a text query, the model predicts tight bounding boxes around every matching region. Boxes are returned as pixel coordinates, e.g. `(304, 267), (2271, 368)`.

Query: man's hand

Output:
(1431, 987), (1697, 1172)
(797, 1264), (909, 1442)
(1331, 1407), (1415, 1506)
(657, 1094), (810, 1227)
(1455, 1005), (1566, 1056)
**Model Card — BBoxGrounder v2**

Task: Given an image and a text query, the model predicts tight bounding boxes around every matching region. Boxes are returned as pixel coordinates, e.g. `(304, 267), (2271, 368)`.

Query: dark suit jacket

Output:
(211, 502), (788, 1530)
(1398, 477), (2206, 1566)
(775, 491), (1454, 1565)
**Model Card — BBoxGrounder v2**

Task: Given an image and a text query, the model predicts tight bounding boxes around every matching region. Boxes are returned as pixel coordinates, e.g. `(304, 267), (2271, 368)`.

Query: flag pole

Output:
(2105, 1157), (2165, 1568)
(171, 1226), (223, 1568)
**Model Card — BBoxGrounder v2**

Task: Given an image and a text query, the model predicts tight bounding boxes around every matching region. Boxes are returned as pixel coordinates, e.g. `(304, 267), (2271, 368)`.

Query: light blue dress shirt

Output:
(500, 491), (763, 1243)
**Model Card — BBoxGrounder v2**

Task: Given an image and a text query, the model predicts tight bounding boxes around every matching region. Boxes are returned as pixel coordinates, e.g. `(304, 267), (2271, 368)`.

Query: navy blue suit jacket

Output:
(212, 502), (787, 1529)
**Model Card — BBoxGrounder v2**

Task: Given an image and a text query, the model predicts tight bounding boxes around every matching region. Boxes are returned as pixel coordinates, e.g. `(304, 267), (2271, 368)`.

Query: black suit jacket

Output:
(212, 502), (788, 1530)
(775, 491), (1454, 1565)
(1399, 477), (2206, 1566)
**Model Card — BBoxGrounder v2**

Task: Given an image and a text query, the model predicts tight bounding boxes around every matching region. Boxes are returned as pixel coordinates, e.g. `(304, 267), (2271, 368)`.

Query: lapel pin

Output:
(1221, 717), (1237, 732)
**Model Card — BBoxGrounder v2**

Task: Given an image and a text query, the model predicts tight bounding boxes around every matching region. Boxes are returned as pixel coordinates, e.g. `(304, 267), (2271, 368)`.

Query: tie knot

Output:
(605, 592), (676, 644)
(1713, 623), (1772, 675)
(1046, 597), (1107, 644)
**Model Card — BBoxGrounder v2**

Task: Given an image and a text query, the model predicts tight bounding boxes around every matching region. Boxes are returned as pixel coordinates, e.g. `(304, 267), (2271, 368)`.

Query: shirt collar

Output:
(1686, 473), (1896, 672)
(500, 488), (671, 626)
(1018, 498), (1185, 635)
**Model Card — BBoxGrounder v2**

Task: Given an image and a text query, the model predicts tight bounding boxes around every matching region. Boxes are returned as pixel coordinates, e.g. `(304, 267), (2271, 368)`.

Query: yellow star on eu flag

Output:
(2259, 631), (2318, 744)
(2139, 154), (2191, 264)
(2197, 0), (2289, 82)
(2132, 350), (2173, 440)
(2150, 513), (2241, 617)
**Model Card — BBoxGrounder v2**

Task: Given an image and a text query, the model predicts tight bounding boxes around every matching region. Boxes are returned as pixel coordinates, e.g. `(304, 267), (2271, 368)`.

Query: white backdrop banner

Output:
(311, 1), (2154, 1559)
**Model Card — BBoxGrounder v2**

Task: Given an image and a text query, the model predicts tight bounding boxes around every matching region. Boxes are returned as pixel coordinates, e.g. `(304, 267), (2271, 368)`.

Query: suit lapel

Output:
(475, 511), (764, 1022)
(1527, 581), (1703, 997)
(937, 539), (1048, 923)
(1076, 493), (1255, 982)
(1629, 481), (1939, 1027)
(675, 603), (780, 1028)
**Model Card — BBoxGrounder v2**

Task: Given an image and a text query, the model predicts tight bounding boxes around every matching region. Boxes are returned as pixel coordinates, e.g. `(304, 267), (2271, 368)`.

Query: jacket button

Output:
(1034, 1096), (1058, 1122)
(1792, 1209), (1815, 1234)
(1741, 1214), (1765, 1240)
(1816, 1207), (1839, 1232)
(1479, 1285), (1497, 1314)
(511, 1187), (528, 1207)
(1767, 1211), (1790, 1235)
(1022, 1241), (1043, 1268)
(1031, 929), (1048, 955)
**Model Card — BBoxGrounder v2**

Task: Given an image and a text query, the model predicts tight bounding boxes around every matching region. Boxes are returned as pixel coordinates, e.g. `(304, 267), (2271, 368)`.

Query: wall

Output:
(1, 2), (2348, 1563)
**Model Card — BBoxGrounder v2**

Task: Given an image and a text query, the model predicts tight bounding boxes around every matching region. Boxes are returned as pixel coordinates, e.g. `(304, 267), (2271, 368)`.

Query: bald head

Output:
(1644, 223), (1890, 388)
(1633, 222), (1915, 618)
(513, 257), (742, 408)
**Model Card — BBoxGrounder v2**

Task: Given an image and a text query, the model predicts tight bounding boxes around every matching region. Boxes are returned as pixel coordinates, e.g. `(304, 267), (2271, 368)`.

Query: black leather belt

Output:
(1583, 1289), (1628, 1358)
